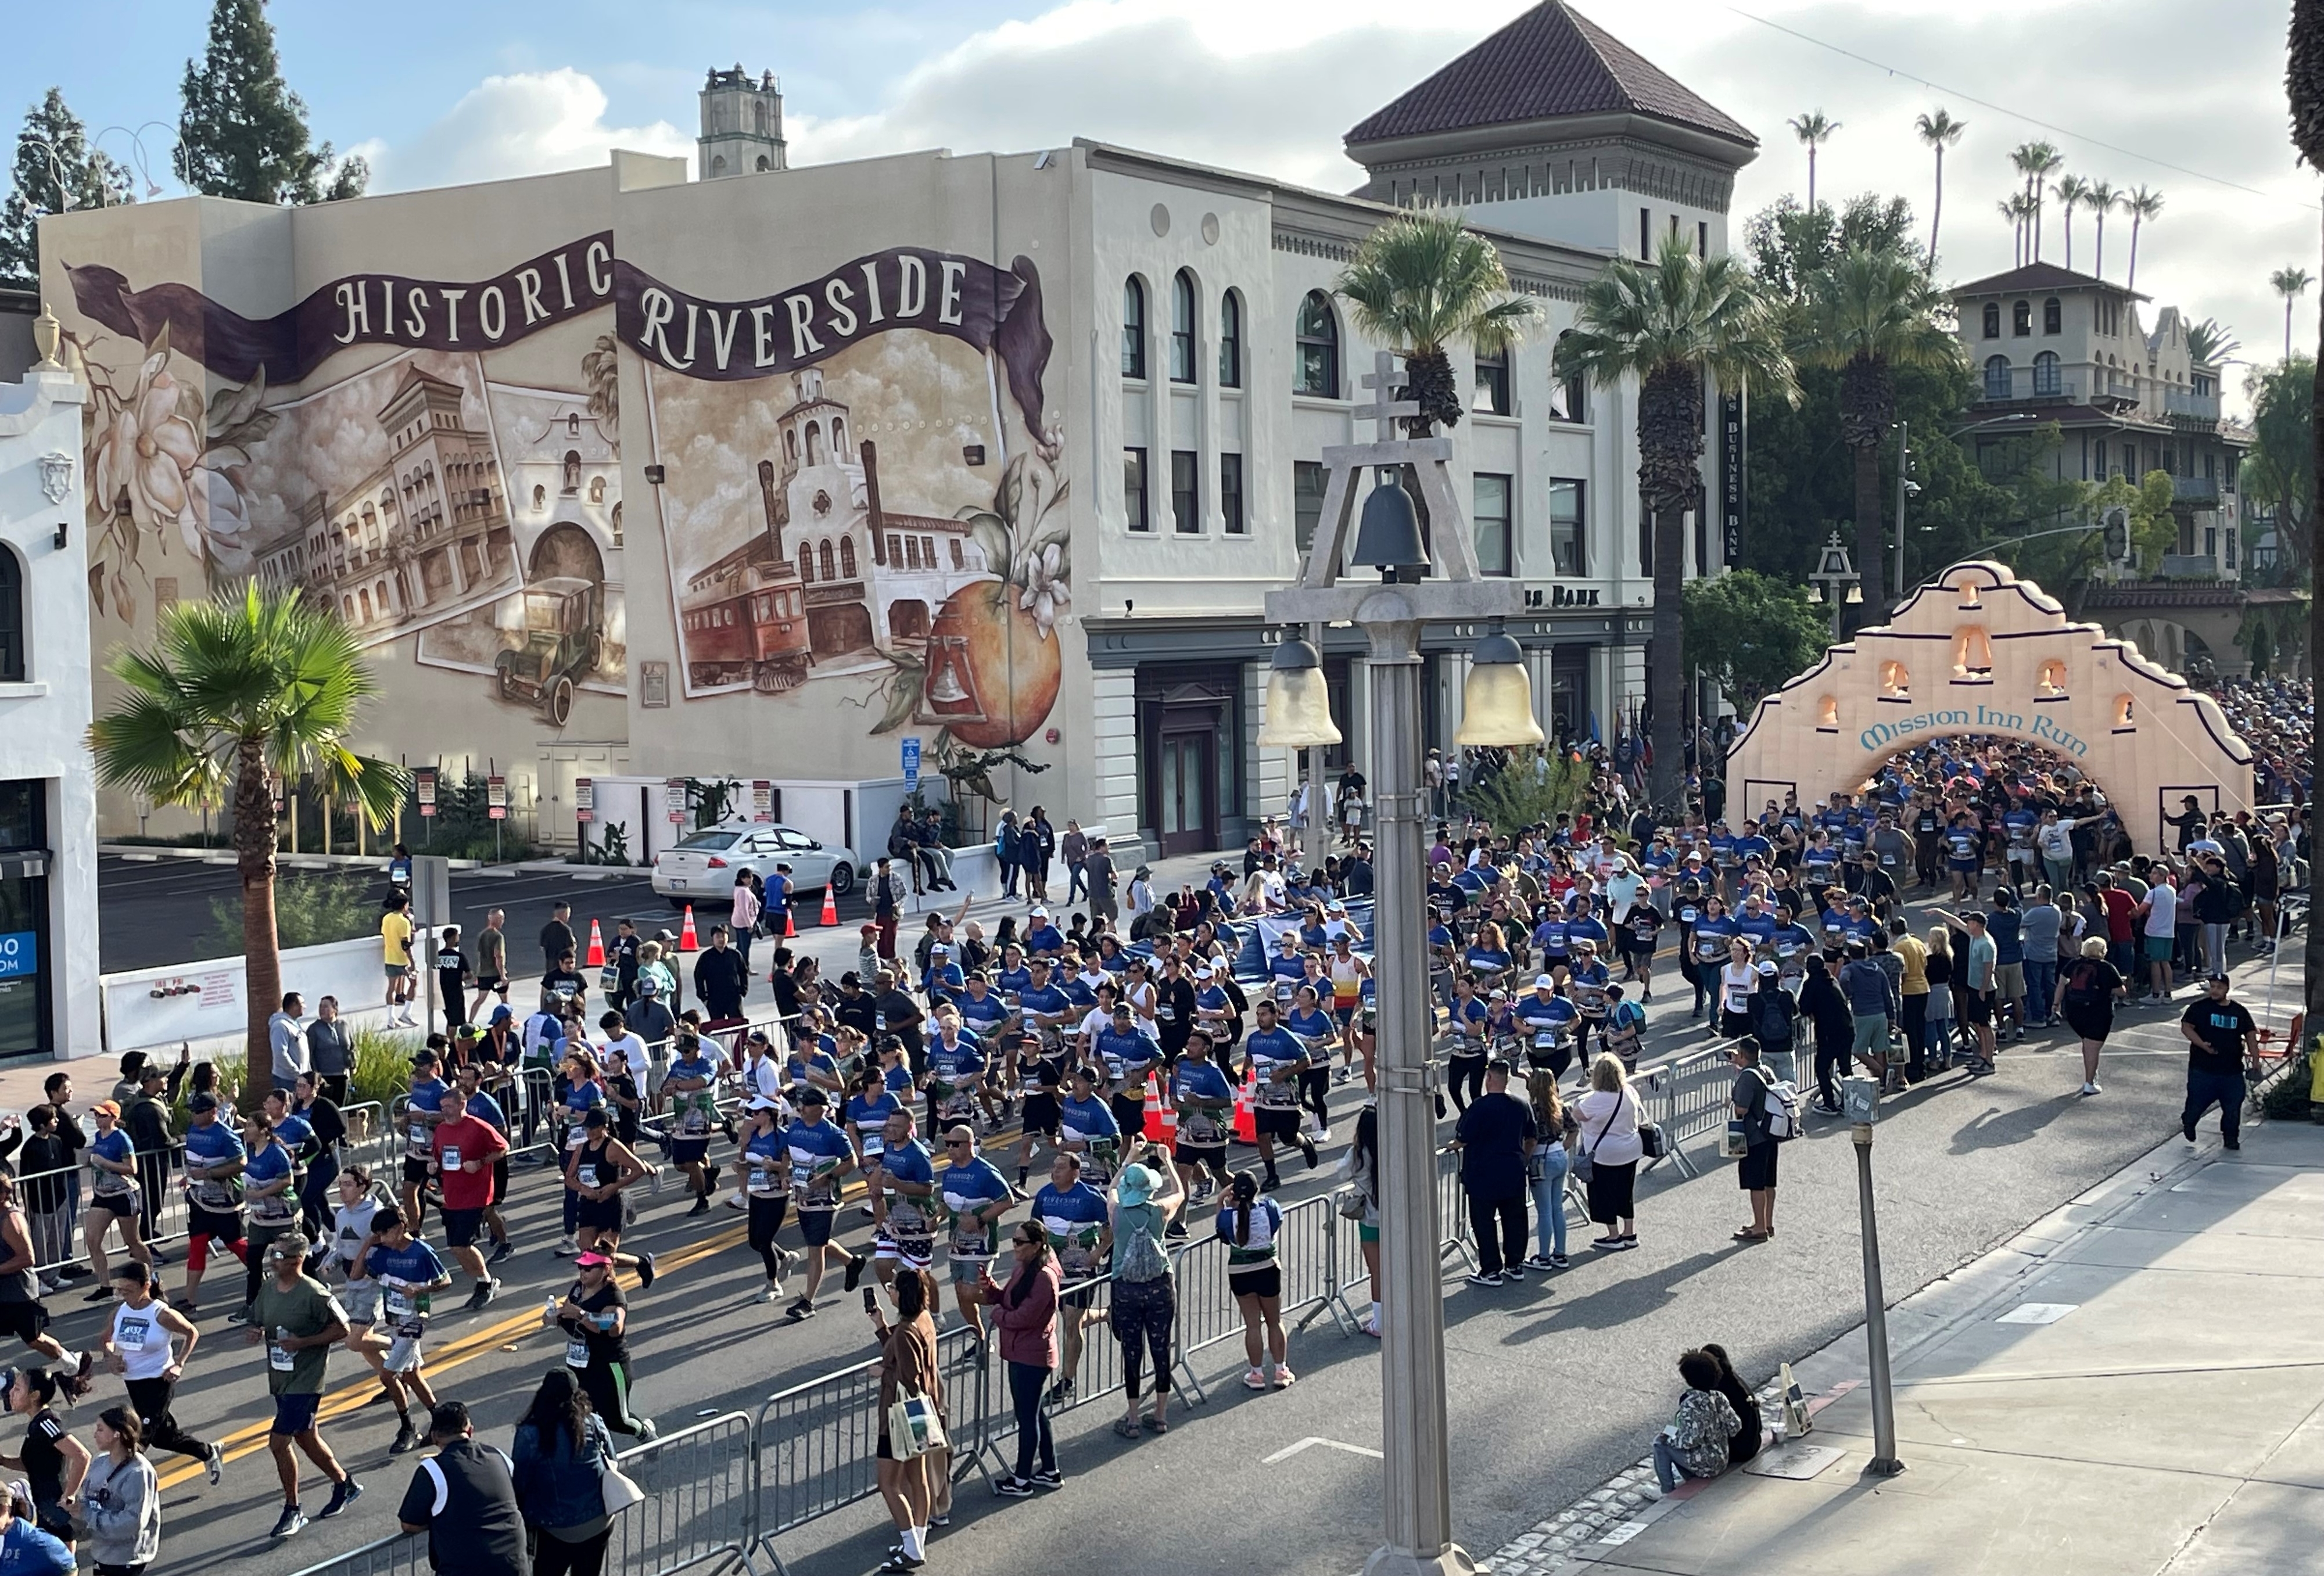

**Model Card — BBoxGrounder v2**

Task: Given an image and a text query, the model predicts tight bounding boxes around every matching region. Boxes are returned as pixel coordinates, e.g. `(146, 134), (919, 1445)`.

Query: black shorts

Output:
(1962, 990), (1993, 1025)
(475, 975), (508, 994)
(1738, 1143), (1779, 1191)
(1060, 1279), (1099, 1311)
(88, 1188), (138, 1218)
(798, 1208), (837, 1249)
(1719, 1010), (1753, 1039)
(403, 1157), (432, 1188)
(443, 1207), (486, 1250)
(1020, 1094), (1061, 1137)
(1173, 1141), (1228, 1171)
(187, 1205), (243, 1244)
(672, 1137), (711, 1165)
(1228, 1263), (1282, 1299)
(1110, 1093), (1148, 1140)
(575, 1197), (623, 1233)
(1254, 1106), (1303, 1141)
(491, 1157), (509, 1207)
(0, 1299), (47, 1345)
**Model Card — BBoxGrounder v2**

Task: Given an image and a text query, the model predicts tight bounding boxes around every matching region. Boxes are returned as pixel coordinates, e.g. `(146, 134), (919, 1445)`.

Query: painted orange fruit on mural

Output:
(922, 579), (1061, 747)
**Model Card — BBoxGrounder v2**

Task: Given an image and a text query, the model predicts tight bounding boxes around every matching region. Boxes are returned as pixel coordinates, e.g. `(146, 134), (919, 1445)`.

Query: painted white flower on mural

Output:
(92, 345), (205, 561)
(1017, 541), (1069, 637)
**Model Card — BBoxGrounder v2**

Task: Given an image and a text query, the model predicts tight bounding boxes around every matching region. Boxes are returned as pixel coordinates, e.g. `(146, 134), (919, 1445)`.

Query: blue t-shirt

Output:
(1246, 1025), (1306, 1107)
(781, 1119), (853, 1205)
(1567, 961), (1612, 1018)
(741, 1127), (787, 1196)
(928, 1037), (985, 1090)
(1514, 992), (1576, 1034)
(243, 1140), (296, 1218)
(1059, 1092), (1120, 1144)
(956, 989), (1010, 1037)
(937, 1156), (1012, 1260)
(462, 1092), (508, 1132)
(1734, 909), (1779, 947)
(1093, 1025), (1153, 1084)
(1945, 827), (1982, 867)
(1018, 983), (1073, 1024)
(1024, 924), (1067, 957)
(922, 963), (965, 1002)
(1691, 916), (1738, 962)
(1531, 915), (1570, 954)
(1173, 1058), (1234, 1107)
(558, 1078), (607, 1121)
(0, 1516), (73, 1574)
(273, 1111), (315, 1152)
(881, 1138), (935, 1194)
(89, 1126), (135, 1180)
(1285, 1006), (1335, 1046)
(1988, 909), (2024, 965)
(1565, 914), (1609, 950)
(1770, 922), (1817, 960)
(1733, 835), (1773, 866)
(994, 965), (1034, 999)
(845, 1090), (901, 1135)
(1463, 946), (1511, 975)
(784, 1050), (841, 1094)
(364, 1237), (449, 1326)
(666, 1053), (718, 1090)
(182, 1118), (245, 1186)
(1032, 1180), (1110, 1279)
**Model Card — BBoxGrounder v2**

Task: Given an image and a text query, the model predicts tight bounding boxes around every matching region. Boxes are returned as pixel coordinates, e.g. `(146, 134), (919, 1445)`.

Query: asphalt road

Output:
(97, 855), (887, 975)
(125, 916), (2296, 1575)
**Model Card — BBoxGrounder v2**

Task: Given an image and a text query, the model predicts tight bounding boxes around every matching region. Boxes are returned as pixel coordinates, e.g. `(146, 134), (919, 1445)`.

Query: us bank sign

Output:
(1859, 703), (2090, 759)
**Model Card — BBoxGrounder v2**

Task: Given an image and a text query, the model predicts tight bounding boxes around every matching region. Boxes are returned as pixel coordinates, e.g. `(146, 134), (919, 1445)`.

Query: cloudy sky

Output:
(10, 1), (2313, 384)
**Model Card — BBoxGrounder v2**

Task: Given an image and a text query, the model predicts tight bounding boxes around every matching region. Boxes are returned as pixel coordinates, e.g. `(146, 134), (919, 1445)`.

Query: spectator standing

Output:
(1020, 809), (1055, 903)
(511, 1369), (616, 1576)
(869, 1267), (945, 1574)
(471, 911), (511, 1023)
(1837, 940), (1900, 1083)
(1728, 1040), (1781, 1243)
(1452, 1062), (1535, 1287)
(729, 870), (762, 979)
(1107, 1162), (1182, 1438)
(121, 1068), (173, 1253)
(268, 994), (309, 1095)
(2136, 874), (2179, 1005)
(1084, 839), (1117, 925)
(1574, 1056), (1644, 1250)
(969, 1222), (1062, 1498)
(383, 895), (418, 1029)
(1744, 964), (1797, 1086)
(2020, 887), (2062, 1031)
(81, 1405), (160, 1576)
(306, 1000), (353, 1108)
(2179, 972), (2255, 1151)
(395, 1401), (528, 1576)
(1520, 1074), (1571, 1273)
(1956, 914), (1998, 1072)
(692, 928), (748, 1024)
(1061, 821), (1089, 905)
(539, 903), (576, 979)
(995, 812), (1024, 900)
(15, 1111), (75, 1295)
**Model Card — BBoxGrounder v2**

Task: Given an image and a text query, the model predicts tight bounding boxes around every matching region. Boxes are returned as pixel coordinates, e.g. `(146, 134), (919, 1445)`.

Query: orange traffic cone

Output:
(819, 884), (839, 928)
(1153, 1072), (1179, 1147)
(784, 907), (797, 938)
(584, 920), (605, 969)
(1142, 1072), (1168, 1143)
(1232, 1067), (1257, 1144)
(679, 904), (699, 951)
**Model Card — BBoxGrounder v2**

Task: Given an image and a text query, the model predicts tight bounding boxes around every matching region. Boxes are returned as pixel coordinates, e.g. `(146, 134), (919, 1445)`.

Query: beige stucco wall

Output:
(1729, 561), (2254, 852)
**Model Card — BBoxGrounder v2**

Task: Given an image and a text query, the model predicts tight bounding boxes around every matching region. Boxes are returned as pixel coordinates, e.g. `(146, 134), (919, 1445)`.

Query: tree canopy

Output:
(0, 89), (131, 290)
(2245, 354), (2315, 583)
(1680, 570), (1828, 716)
(175, 0), (365, 205)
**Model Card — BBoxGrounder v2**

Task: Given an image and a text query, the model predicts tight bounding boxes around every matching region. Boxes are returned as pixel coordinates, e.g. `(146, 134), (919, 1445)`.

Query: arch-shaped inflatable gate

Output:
(1728, 561), (2254, 849)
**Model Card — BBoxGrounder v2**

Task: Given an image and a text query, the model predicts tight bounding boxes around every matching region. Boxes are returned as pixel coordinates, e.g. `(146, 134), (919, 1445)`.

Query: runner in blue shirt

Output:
(1021, 909), (1067, 958)
(736, 1096), (798, 1302)
(954, 975), (1013, 1078)
(1031, 1151), (1111, 1398)
(1170, 1031), (1236, 1209)
(1687, 895), (1737, 1022)
(934, 1129), (1013, 1356)
(924, 1021), (987, 1139)
(1057, 1065), (1123, 1190)
(1283, 987), (1339, 1141)
(178, 1094), (246, 1317)
(1017, 959), (1074, 1061)
(662, 1036), (722, 1216)
(994, 950), (1034, 1001)
(783, 1029), (844, 1105)
(870, 1111), (937, 1292)
(1563, 900), (1610, 956)
(1733, 822), (1773, 868)
(1769, 916), (1818, 990)
(1512, 975), (1578, 1079)
(1243, 1000), (1316, 1189)
(1092, 1005), (1156, 1138)
(1462, 923), (1514, 992)
(777, 1089), (861, 1322)
(360, 1205), (451, 1455)
(398, 1054), (452, 1233)
(1193, 970), (1238, 1052)
(1530, 907), (1570, 975)
(1264, 933), (1308, 1006)
(1734, 895), (1780, 950)
(844, 1070), (902, 1175)
(1566, 945), (1613, 1062)
(921, 943), (966, 1006)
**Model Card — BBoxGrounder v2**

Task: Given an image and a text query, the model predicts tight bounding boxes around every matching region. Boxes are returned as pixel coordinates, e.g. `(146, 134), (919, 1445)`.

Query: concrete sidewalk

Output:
(1500, 1111), (2324, 1576)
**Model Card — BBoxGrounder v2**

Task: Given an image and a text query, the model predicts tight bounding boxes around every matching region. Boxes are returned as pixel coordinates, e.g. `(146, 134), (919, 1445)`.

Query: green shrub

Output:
(207, 869), (380, 954)
(2260, 1038), (2317, 1122)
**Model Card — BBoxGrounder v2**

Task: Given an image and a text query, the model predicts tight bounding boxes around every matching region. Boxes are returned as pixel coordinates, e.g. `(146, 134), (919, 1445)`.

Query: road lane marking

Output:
(1263, 1436), (1384, 1464)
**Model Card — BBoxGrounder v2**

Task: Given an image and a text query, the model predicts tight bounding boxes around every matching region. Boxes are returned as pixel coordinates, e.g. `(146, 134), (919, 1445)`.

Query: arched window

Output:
(840, 536), (858, 578)
(2042, 297), (2061, 335)
(562, 451), (582, 493)
(587, 475), (606, 504)
(610, 502), (622, 543)
(784, 429), (798, 464)
(2037, 658), (2069, 696)
(819, 540), (835, 580)
(0, 548), (24, 682)
(1294, 290), (1339, 397)
(1982, 302), (2002, 338)
(1878, 660), (1910, 699)
(1550, 331), (1587, 422)
(360, 589), (374, 622)
(798, 544), (815, 583)
(1121, 277), (1147, 379)
(831, 418), (845, 455)
(1952, 624), (1995, 676)
(1170, 271), (1197, 383)
(711, 155), (727, 177)
(1816, 695), (1839, 728)
(1983, 356), (2013, 401)
(755, 155), (770, 172)
(1218, 290), (1243, 387)
(568, 413), (580, 437)
(2112, 693), (2136, 729)
(2032, 351), (2061, 397)
(805, 422), (824, 466)
(2011, 299), (2032, 336)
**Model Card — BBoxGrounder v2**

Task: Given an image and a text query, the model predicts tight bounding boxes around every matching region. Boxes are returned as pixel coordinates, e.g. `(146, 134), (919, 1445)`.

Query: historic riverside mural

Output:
(61, 236), (1066, 751)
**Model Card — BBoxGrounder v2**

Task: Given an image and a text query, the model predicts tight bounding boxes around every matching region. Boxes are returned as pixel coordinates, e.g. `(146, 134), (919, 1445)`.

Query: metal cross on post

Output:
(1353, 349), (1422, 437)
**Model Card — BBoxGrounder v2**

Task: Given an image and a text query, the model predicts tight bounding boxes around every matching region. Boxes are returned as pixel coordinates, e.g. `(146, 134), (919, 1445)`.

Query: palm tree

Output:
(1555, 234), (1797, 810)
(2287, 0), (2324, 1006)
(2183, 316), (2240, 365)
(2010, 142), (2063, 259)
(1336, 209), (1539, 435)
(2053, 174), (2091, 271)
(2273, 267), (2315, 358)
(1914, 109), (1966, 263)
(1999, 193), (2038, 268)
(1798, 245), (1963, 629)
(1789, 111), (1841, 210)
(2122, 185), (2164, 291)
(89, 584), (406, 1061)
(2083, 181), (2120, 279)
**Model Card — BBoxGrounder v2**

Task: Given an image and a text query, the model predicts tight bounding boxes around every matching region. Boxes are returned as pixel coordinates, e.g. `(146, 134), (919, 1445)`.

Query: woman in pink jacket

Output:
(969, 1221), (1061, 1498)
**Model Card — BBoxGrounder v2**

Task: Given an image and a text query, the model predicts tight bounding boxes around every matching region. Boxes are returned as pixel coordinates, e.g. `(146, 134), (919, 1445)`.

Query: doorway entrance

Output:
(1156, 728), (1216, 857)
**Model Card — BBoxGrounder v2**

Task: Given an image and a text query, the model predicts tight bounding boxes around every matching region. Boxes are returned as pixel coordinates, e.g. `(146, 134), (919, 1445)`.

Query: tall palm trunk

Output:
(2094, 213), (2106, 281)
(1639, 364), (1702, 813)
(235, 734), (281, 1077)
(2309, 234), (2324, 1010)
(1839, 353), (1894, 631)
(2290, 0), (2323, 1015)
(1928, 148), (1945, 261)
(2128, 213), (2144, 292)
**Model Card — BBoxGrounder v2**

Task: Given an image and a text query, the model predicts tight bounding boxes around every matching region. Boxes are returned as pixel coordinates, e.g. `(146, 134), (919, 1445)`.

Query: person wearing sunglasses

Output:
(966, 1222), (1061, 1499)
(934, 1127), (1012, 1360)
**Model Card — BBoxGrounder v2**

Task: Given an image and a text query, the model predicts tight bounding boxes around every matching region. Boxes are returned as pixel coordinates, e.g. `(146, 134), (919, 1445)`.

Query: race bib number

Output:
(440, 1146), (461, 1171)
(565, 1338), (591, 1369)
(1256, 1072), (1299, 1109)
(116, 1320), (148, 1351)
(747, 1166), (780, 1198)
(407, 1124), (430, 1158)
(887, 1200), (928, 1238)
(383, 1286), (417, 1319)
(268, 1342), (295, 1373)
(860, 1136), (885, 1160)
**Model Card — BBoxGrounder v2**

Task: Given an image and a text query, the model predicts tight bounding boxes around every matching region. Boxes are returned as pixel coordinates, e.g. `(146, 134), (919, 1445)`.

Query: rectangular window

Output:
(1293, 461), (1327, 559)
(2092, 440), (2107, 479)
(1471, 352), (1511, 416)
(1549, 361), (1587, 423)
(1640, 207), (1652, 260)
(2204, 526), (2218, 558)
(1171, 450), (1199, 534)
(1698, 220), (1709, 258)
(1549, 478), (1586, 576)
(1124, 447), (1150, 532)
(1473, 472), (1513, 576)
(2225, 527), (2238, 566)
(1221, 453), (1246, 536)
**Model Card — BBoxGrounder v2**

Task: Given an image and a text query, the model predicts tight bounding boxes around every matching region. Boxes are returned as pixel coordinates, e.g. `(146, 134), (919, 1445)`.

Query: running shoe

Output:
(1314, 1127), (1331, 1144)
(1588, 1236), (1622, 1251)
(466, 1279), (499, 1311)
(487, 1240), (516, 1266)
(1242, 1367), (1269, 1390)
(390, 1421), (419, 1455)
(205, 1442), (224, 1485)
(318, 1477), (363, 1518)
(844, 1254), (869, 1293)
(1297, 1136), (1319, 1169)
(635, 1419), (659, 1442)
(1272, 1365), (1297, 1388)
(1502, 1264), (1524, 1281)
(2079, 1081), (2100, 1097)
(1260, 1172), (1281, 1193)
(270, 1505), (307, 1539)
(755, 1284), (783, 1305)
(635, 1251), (657, 1291)
(1551, 1254), (1569, 1269)
(554, 1234), (578, 1255)
(1029, 1467), (1064, 1489)
(994, 1474), (1036, 1498)
(2224, 1136), (2241, 1151)
(688, 1198), (710, 1217)
(1464, 1271), (1503, 1287)
(1521, 1255), (1555, 1271)
(786, 1298), (815, 1322)
(82, 1286), (112, 1304)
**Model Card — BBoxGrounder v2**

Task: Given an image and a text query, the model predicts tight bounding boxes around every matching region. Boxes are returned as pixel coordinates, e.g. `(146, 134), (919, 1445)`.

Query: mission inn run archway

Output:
(1727, 561), (2254, 853)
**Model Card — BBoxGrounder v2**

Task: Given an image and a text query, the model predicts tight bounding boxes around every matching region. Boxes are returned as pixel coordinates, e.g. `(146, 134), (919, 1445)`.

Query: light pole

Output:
(1809, 530), (1862, 641)
(1260, 353), (1540, 1576)
(1841, 1076), (1903, 1476)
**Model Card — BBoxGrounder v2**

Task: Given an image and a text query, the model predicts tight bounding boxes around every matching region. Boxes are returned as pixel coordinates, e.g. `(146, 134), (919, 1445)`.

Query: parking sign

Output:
(901, 738), (921, 790)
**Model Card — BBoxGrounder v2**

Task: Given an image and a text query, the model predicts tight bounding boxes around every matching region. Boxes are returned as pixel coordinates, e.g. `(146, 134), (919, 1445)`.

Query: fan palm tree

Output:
(89, 584), (406, 1061)
(1555, 234), (1797, 810)
(2273, 267), (2314, 358)
(2053, 174), (2092, 271)
(1999, 192), (2038, 268)
(2287, 0), (2324, 1007)
(2010, 142), (2063, 259)
(2182, 316), (2240, 366)
(1336, 209), (1539, 435)
(2083, 181), (2121, 279)
(1798, 245), (1963, 630)
(1914, 108), (1966, 263)
(1790, 110), (1841, 210)
(2122, 185), (2164, 291)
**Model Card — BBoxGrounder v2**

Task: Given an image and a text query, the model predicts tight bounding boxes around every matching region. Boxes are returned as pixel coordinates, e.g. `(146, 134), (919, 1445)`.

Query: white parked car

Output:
(651, 822), (861, 908)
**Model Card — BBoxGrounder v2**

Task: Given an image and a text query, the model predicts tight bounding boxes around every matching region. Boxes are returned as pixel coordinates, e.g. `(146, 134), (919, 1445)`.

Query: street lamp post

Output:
(1841, 1076), (1903, 1476)
(1260, 353), (1539, 1576)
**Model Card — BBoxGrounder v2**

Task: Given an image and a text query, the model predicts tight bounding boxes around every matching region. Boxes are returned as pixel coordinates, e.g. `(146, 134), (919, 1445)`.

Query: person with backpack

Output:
(1728, 1039), (1789, 1243)
(1744, 963), (1797, 1086)
(2055, 936), (2128, 1096)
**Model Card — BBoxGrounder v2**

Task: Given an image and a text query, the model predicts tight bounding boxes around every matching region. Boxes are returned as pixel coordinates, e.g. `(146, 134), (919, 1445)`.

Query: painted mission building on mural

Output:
(42, 3), (1779, 857)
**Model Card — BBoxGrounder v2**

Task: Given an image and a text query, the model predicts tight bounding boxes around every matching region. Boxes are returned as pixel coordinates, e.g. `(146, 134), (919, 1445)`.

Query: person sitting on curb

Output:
(1651, 1349), (1742, 1494)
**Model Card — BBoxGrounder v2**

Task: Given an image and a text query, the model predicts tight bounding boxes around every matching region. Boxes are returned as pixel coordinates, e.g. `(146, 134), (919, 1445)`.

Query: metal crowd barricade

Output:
(604, 1408), (765, 1575)
(1435, 1145), (1477, 1271)
(285, 1531), (430, 1576)
(1278, 1193), (1358, 1336)
(1634, 1043), (1733, 1180)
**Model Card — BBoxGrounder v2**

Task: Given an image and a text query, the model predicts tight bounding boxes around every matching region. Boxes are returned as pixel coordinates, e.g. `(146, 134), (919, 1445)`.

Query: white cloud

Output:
(364, 68), (693, 192)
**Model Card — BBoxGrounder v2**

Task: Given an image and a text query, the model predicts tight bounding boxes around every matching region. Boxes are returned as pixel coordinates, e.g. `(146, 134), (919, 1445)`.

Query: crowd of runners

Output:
(0, 723), (2300, 1572)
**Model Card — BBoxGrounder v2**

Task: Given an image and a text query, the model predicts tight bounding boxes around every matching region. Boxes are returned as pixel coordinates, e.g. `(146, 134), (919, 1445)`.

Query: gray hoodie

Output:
(82, 1449), (160, 1566)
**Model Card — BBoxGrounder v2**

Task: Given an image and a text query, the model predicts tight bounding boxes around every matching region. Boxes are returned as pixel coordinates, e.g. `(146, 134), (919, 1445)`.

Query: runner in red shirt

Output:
(430, 1107), (508, 1310)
